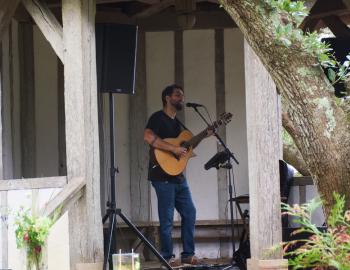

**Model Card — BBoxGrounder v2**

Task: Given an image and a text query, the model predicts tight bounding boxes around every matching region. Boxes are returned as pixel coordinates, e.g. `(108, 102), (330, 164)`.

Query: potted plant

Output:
(14, 207), (55, 270)
(282, 193), (350, 270)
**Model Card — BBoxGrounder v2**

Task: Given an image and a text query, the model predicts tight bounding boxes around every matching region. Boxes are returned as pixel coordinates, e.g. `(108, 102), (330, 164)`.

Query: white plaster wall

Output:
(224, 29), (249, 216)
(183, 29), (218, 220)
(115, 94), (131, 215)
(6, 188), (65, 270)
(33, 26), (59, 177)
(145, 31), (175, 222)
(47, 212), (70, 270)
(11, 20), (22, 179)
(288, 186), (325, 227)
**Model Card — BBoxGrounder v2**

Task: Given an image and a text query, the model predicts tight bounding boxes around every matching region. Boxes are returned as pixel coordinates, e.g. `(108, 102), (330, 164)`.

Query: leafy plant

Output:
(261, 0), (350, 86)
(14, 207), (56, 270)
(282, 193), (350, 270)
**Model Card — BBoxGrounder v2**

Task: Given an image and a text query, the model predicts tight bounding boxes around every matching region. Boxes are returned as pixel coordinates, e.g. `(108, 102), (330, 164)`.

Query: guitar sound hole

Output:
(180, 141), (190, 149)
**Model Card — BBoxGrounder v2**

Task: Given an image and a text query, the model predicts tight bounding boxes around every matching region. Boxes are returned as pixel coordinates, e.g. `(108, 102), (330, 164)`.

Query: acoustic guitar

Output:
(154, 112), (232, 176)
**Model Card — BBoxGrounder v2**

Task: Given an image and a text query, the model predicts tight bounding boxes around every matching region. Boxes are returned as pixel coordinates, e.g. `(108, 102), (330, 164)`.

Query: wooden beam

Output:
(244, 41), (283, 259)
(305, 0), (318, 11)
(137, 10), (235, 31)
(300, 0), (349, 31)
(0, 0), (20, 41)
(48, 0), (160, 8)
(22, 0), (64, 62)
(0, 28), (8, 270)
(57, 61), (67, 175)
(41, 176), (85, 217)
(309, 0), (347, 15)
(291, 176), (313, 186)
(97, 0), (160, 4)
(215, 28), (229, 258)
(343, 0), (350, 9)
(0, 176), (67, 191)
(322, 15), (350, 37)
(130, 30), (149, 222)
(18, 22), (36, 177)
(1, 21), (14, 181)
(132, 0), (174, 19)
(62, 0), (104, 267)
(307, 8), (350, 20)
(300, 18), (322, 32)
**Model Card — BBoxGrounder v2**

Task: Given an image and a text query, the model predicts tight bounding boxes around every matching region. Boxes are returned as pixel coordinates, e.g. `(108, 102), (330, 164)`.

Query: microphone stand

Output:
(191, 106), (243, 269)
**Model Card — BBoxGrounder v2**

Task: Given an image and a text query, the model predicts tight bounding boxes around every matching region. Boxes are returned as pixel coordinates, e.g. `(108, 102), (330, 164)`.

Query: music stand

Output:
(102, 92), (173, 270)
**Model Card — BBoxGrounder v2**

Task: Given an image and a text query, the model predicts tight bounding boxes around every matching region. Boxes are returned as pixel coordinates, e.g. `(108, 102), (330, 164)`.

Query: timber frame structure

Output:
(0, 1), (283, 267)
(0, 0), (104, 269)
(1, 0), (349, 269)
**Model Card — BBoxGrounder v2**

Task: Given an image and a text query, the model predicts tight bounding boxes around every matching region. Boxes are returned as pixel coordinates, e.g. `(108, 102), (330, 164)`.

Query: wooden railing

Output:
(290, 176), (314, 204)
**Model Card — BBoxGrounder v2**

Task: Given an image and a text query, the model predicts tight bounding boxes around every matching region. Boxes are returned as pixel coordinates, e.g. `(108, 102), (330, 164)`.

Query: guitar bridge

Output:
(172, 153), (180, 161)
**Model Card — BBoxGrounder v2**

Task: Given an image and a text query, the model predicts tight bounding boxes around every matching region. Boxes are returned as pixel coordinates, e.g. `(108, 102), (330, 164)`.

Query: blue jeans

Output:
(151, 180), (196, 260)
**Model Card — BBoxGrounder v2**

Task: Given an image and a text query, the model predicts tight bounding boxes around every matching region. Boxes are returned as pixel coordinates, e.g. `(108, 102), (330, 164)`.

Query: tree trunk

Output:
(220, 0), (350, 212)
(283, 143), (309, 176)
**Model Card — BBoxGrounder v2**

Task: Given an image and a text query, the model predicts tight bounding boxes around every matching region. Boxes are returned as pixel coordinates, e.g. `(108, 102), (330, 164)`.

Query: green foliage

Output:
(281, 193), (350, 269)
(14, 207), (56, 270)
(260, 0), (350, 85)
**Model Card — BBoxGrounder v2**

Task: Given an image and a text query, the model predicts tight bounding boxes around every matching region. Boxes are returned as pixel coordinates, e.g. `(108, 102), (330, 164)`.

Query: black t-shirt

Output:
(145, 110), (185, 182)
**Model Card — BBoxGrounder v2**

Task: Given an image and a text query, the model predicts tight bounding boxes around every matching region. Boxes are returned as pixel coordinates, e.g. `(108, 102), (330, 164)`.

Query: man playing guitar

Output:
(144, 84), (213, 266)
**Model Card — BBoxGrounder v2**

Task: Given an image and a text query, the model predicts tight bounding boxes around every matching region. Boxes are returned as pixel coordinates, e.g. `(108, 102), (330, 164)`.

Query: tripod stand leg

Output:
(103, 212), (116, 270)
(117, 211), (173, 270)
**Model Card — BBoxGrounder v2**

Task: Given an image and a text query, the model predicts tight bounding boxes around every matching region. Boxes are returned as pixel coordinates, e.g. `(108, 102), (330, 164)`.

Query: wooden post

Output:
(215, 28), (229, 257)
(0, 0), (20, 42)
(18, 22), (36, 178)
(22, 0), (64, 62)
(57, 61), (67, 176)
(0, 25), (15, 269)
(97, 91), (109, 216)
(130, 31), (149, 222)
(0, 29), (7, 270)
(244, 41), (286, 269)
(62, 0), (103, 268)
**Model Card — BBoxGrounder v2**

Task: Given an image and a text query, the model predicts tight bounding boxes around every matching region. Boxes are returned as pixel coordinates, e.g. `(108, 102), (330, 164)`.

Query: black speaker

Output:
(96, 23), (138, 94)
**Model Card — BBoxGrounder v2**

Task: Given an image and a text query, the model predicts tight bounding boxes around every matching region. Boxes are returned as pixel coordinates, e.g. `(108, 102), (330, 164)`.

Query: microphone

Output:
(186, 102), (204, 108)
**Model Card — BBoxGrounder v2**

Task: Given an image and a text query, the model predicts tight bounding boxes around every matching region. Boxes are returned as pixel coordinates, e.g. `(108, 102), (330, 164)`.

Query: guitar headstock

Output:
(212, 112), (232, 129)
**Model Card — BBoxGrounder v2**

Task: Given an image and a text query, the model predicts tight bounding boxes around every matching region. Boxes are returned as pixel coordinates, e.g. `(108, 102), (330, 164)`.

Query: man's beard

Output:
(172, 101), (183, 111)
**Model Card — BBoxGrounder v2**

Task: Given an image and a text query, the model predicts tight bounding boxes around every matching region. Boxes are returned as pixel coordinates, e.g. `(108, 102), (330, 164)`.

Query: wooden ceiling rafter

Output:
(322, 15), (350, 38)
(22, 0), (64, 61)
(300, 0), (350, 32)
(0, 0), (21, 41)
(131, 0), (174, 19)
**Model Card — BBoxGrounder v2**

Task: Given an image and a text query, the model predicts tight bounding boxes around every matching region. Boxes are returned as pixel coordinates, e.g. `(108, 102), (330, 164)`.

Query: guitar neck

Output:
(187, 130), (208, 148)
(184, 114), (231, 148)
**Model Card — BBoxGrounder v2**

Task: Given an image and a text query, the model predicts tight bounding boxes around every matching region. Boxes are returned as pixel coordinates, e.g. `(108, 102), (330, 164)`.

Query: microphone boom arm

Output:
(188, 104), (239, 166)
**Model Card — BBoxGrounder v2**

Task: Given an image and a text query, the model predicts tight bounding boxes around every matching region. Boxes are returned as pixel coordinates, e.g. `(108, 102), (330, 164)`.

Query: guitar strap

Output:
(175, 117), (191, 132)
